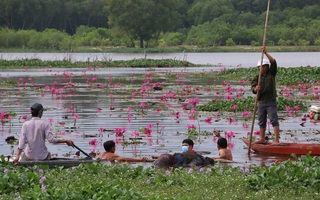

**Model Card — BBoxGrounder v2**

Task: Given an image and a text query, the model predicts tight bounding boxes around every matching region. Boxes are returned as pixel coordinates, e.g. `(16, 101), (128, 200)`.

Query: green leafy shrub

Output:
(247, 154), (320, 190)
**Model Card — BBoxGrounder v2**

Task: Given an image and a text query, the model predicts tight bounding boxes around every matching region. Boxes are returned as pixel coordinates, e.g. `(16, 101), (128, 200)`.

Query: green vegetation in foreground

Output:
(197, 96), (308, 112)
(0, 59), (193, 69)
(0, 154), (319, 199)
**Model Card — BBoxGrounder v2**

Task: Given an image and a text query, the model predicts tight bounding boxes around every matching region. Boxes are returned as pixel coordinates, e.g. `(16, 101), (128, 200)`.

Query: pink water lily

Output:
(127, 107), (132, 112)
(147, 123), (153, 129)
(204, 117), (212, 124)
(231, 105), (238, 111)
(187, 124), (196, 129)
(114, 127), (126, 137)
(188, 98), (199, 106)
(89, 139), (97, 145)
(225, 131), (235, 140)
(254, 130), (260, 136)
(174, 112), (180, 119)
(73, 114), (79, 120)
(22, 115), (28, 122)
(98, 128), (104, 132)
(48, 118), (53, 124)
(293, 106), (300, 111)
(228, 142), (235, 150)
(212, 137), (217, 143)
(58, 121), (66, 126)
(140, 102), (147, 108)
(241, 111), (250, 117)
(132, 130), (139, 137)
(144, 128), (152, 136)
(242, 123), (249, 129)
(73, 114), (79, 127)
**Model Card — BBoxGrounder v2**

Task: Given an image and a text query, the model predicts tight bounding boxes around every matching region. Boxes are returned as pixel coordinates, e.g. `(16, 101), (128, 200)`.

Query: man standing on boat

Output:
(251, 47), (280, 145)
(13, 103), (74, 164)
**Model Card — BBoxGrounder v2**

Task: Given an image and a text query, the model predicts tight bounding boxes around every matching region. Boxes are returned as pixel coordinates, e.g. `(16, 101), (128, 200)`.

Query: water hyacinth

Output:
(305, 167), (310, 172)
(41, 184), (47, 193)
(240, 167), (250, 174)
(39, 176), (46, 184)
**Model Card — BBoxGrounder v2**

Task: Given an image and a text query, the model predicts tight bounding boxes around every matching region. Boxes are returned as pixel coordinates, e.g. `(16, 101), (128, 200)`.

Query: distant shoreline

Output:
(0, 45), (320, 53)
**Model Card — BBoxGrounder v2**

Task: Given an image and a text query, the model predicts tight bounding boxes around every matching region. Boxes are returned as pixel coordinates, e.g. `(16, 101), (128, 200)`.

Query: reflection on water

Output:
(0, 67), (318, 168)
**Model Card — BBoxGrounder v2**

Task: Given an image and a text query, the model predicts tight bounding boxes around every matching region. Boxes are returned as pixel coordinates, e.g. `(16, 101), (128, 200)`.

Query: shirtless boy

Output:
(96, 140), (148, 163)
(213, 130), (233, 161)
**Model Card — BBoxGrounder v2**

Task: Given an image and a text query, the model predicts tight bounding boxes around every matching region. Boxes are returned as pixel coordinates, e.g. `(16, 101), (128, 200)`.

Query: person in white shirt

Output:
(13, 103), (74, 163)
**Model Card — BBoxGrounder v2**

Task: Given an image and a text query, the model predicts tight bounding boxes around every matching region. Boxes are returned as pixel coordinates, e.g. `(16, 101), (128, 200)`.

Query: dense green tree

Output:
(107, 0), (183, 48)
(0, 0), (109, 34)
(187, 0), (235, 26)
(0, 0), (320, 49)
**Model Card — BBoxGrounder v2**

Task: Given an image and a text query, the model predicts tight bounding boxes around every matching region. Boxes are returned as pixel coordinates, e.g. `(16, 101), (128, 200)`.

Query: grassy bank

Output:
(0, 154), (319, 199)
(1, 45), (320, 53)
(0, 59), (194, 69)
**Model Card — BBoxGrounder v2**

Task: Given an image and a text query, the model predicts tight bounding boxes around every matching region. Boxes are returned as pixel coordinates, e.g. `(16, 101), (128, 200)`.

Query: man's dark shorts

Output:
(258, 100), (279, 128)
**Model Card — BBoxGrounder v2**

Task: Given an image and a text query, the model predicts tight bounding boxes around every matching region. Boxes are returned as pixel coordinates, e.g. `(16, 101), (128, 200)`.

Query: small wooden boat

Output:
(15, 158), (100, 168)
(242, 137), (320, 156)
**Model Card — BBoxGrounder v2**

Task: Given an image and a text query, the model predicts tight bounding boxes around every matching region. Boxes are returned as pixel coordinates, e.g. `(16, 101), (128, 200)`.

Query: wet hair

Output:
(30, 103), (43, 117)
(103, 140), (115, 152)
(217, 138), (228, 148)
(182, 139), (194, 147)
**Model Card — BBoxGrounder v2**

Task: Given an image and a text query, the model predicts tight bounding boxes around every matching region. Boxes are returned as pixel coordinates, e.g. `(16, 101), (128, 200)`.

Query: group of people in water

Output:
(95, 131), (233, 169)
(13, 46), (280, 169)
(13, 103), (233, 168)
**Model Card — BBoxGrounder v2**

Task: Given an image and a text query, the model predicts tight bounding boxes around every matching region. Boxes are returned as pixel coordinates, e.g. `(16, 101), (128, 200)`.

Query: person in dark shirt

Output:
(251, 46), (280, 145)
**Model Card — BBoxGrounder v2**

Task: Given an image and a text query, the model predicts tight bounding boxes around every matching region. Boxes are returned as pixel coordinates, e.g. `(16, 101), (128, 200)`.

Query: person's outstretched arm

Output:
(114, 154), (148, 162)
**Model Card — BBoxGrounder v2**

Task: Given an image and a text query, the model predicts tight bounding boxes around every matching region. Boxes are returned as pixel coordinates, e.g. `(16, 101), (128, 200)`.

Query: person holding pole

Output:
(251, 46), (280, 145)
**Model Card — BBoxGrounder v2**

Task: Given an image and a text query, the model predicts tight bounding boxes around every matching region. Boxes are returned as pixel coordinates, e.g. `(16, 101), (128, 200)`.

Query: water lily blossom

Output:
(204, 117), (212, 124)
(89, 139), (97, 145)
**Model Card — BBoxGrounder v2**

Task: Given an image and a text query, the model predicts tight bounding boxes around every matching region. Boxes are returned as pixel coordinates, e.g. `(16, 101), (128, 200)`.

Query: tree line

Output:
(0, 0), (319, 49)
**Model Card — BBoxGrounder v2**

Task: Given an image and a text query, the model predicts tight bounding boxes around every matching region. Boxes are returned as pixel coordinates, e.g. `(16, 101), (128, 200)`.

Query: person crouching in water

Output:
(213, 130), (233, 161)
(182, 138), (196, 153)
(96, 140), (148, 163)
(214, 138), (233, 161)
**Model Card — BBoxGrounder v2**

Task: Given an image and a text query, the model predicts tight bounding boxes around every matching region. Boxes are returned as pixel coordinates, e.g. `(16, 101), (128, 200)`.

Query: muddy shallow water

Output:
(0, 67), (319, 168)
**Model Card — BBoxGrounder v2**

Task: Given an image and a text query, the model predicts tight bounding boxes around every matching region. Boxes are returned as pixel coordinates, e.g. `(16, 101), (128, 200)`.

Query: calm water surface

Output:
(1, 52), (319, 67)
(0, 59), (319, 168)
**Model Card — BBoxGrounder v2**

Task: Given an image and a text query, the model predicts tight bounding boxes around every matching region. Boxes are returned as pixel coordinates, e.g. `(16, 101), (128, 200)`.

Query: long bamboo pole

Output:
(248, 0), (271, 155)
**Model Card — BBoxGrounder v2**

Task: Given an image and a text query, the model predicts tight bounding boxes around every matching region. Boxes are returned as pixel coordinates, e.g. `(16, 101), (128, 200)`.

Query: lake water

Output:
(0, 53), (319, 168)
(0, 52), (319, 68)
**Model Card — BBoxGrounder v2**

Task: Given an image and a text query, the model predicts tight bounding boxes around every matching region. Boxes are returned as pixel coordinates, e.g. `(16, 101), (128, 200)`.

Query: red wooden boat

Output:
(242, 137), (320, 156)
